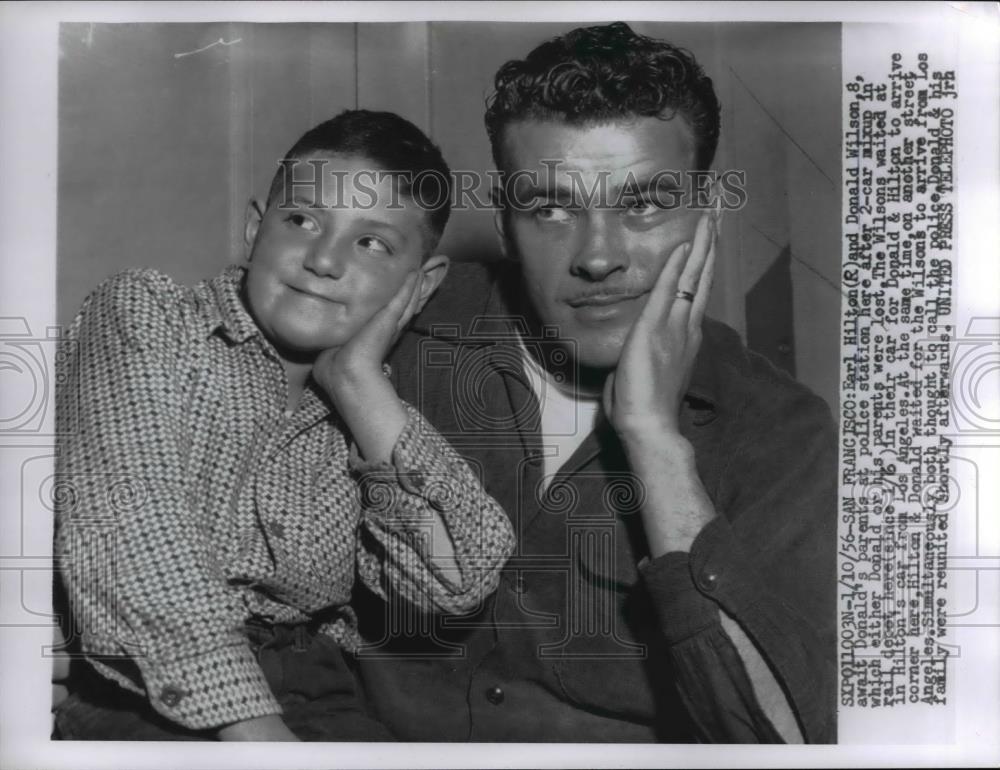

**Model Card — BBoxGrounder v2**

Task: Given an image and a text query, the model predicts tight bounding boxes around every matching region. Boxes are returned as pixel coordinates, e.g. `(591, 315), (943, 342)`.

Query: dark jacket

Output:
(354, 261), (838, 743)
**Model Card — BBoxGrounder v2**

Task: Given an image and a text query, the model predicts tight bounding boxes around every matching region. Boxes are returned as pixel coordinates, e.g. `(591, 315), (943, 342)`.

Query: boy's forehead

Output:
(276, 152), (412, 210)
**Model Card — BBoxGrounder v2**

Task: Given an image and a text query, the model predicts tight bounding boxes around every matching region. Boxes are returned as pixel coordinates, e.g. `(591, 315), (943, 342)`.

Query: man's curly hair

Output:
(485, 22), (721, 171)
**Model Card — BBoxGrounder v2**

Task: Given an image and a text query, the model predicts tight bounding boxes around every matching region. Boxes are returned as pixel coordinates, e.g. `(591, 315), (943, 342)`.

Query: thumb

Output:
(602, 371), (616, 419)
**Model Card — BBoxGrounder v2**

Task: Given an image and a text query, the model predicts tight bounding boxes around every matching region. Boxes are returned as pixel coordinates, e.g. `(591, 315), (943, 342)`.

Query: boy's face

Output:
(244, 153), (444, 357)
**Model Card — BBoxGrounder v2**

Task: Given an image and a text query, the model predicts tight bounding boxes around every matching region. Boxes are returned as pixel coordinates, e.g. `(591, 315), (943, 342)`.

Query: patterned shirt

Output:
(54, 266), (515, 731)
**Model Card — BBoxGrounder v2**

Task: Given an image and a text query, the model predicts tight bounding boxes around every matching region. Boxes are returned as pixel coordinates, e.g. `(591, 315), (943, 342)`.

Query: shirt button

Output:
(485, 685), (505, 705)
(700, 571), (719, 592)
(525, 450), (543, 466)
(405, 470), (426, 490)
(160, 686), (184, 708)
(511, 575), (528, 595)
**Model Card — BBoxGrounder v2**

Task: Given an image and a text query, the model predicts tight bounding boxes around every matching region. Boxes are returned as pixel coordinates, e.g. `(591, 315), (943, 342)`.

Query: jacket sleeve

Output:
(640, 385), (838, 743)
(353, 403), (515, 616)
(54, 271), (280, 731)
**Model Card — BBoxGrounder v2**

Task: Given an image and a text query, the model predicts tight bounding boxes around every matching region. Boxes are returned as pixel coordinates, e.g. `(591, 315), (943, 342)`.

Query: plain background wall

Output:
(58, 21), (842, 413)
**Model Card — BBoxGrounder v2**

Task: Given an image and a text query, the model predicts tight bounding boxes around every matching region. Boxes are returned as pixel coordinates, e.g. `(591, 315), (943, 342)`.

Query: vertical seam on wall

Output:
(229, 21), (252, 265)
(353, 23), (359, 109)
(425, 22), (433, 136)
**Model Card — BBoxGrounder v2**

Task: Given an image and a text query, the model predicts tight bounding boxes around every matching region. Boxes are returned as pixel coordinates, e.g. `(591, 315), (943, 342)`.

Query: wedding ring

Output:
(674, 290), (696, 302)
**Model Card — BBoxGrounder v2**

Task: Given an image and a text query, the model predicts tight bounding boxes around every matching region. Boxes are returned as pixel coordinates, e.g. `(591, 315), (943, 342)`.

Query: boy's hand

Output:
(312, 271), (420, 464)
(313, 270), (422, 391)
(217, 714), (300, 741)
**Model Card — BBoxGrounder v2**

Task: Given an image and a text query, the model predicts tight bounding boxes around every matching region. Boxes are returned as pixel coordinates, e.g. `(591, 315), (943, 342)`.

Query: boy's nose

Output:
(302, 235), (347, 279)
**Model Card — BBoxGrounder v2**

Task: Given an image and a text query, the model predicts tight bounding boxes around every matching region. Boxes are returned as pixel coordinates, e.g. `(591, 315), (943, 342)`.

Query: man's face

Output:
(244, 153), (433, 357)
(497, 117), (703, 370)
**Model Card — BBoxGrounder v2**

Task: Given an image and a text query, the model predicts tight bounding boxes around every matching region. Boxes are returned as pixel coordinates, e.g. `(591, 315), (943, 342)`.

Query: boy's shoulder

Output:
(71, 265), (249, 345)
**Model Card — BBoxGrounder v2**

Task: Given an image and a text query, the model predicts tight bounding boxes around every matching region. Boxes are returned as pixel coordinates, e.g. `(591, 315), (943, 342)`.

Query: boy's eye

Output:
(286, 213), (319, 232)
(357, 236), (392, 254)
(534, 205), (576, 224)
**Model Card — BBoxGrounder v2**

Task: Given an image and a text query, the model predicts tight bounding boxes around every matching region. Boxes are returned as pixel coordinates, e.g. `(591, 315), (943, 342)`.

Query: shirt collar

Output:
(202, 264), (260, 344)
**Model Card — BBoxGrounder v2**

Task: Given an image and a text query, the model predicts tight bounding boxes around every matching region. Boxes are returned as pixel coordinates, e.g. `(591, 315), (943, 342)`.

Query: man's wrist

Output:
(620, 429), (696, 473)
(619, 432), (713, 557)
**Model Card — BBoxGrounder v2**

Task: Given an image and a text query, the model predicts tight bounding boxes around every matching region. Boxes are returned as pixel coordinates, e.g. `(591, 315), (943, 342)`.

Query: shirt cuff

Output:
(639, 551), (722, 644)
(131, 642), (282, 730)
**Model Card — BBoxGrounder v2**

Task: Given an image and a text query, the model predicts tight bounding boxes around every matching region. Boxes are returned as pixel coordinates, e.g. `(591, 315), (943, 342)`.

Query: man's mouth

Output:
(567, 290), (648, 308)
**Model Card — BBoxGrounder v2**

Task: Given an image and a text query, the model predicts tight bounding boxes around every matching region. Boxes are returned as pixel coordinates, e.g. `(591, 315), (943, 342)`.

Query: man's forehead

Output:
(501, 116), (696, 179)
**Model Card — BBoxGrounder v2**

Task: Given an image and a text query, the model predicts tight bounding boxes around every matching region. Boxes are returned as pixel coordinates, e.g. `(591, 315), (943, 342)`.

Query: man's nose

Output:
(302, 233), (348, 279)
(569, 214), (628, 282)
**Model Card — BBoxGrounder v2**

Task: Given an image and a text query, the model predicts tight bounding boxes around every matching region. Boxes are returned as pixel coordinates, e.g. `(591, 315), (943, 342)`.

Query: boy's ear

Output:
(243, 198), (265, 259)
(415, 255), (450, 314)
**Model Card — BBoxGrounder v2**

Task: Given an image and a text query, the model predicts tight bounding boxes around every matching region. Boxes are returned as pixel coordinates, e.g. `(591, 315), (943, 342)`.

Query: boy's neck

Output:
(283, 360), (312, 412)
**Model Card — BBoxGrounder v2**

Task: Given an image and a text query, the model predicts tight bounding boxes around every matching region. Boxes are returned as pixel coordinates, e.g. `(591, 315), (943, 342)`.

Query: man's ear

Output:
(493, 209), (511, 260)
(710, 180), (725, 230)
(415, 255), (450, 313)
(243, 198), (265, 260)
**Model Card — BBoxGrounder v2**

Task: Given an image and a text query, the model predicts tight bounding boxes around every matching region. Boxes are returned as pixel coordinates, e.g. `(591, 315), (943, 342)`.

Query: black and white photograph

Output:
(0, 2), (997, 768)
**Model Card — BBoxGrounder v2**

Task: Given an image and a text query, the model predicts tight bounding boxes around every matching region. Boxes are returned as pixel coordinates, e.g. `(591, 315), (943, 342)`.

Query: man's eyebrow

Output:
(513, 178), (583, 202)
(610, 172), (686, 196)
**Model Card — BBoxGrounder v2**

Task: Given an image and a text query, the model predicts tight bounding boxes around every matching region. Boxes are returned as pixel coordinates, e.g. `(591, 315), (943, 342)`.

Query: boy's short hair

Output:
(267, 109), (452, 247)
(484, 22), (721, 171)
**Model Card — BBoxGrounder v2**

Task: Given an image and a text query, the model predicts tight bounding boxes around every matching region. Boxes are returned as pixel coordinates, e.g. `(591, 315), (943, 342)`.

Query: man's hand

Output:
(217, 714), (300, 741)
(603, 208), (719, 556)
(603, 210), (718, 440)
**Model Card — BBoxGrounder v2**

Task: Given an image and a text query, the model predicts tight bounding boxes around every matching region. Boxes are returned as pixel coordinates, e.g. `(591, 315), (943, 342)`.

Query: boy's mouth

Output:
(287, 283), (343, 304)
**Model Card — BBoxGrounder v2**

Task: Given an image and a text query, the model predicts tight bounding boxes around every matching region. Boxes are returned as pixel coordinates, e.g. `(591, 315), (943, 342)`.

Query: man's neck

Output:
(518, 335), (606, 401)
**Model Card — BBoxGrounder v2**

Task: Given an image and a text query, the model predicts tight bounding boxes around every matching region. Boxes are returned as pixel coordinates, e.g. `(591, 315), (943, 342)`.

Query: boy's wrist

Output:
(314, 357), (385, 398)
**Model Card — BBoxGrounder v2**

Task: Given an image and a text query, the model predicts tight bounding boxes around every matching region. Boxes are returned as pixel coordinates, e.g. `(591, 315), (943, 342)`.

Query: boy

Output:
(53, 110), (515, 741)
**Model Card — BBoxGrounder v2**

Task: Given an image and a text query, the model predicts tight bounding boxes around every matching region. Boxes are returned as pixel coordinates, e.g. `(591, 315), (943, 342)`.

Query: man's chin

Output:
(573, 345), (624, 373)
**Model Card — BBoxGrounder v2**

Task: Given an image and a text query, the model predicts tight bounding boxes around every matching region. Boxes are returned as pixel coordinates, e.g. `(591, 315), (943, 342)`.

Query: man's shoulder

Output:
(698, 317), (835, 431)
(412, 260), (497, 334)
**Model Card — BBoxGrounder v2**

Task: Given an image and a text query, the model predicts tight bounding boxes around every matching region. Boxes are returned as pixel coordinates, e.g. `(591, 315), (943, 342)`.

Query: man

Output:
(353, 22), (837, 743)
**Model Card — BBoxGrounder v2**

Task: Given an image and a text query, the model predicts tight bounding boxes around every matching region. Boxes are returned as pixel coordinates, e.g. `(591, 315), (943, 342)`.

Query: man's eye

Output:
(623, 198), (663, 215)
(534, 205), (575, 223)
(357, 236), (391, 254)
(286, 213), (319, 232)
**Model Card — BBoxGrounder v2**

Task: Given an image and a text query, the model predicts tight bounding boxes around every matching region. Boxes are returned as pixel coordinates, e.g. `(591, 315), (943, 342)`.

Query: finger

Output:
(640, 241), (690, 324)
(602, 371), (615, 419)
(689, 228), (717, 334)
(676, 211), (713, 297)
(397, 271), (424, 333)
(374, 271), (419, 333)
(666, 212), (714, 331)
(392, 271), (421, 319)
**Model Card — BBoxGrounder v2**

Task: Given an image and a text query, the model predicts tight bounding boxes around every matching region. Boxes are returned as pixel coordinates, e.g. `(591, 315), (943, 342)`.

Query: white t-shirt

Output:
(518, 340), (603, 492)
